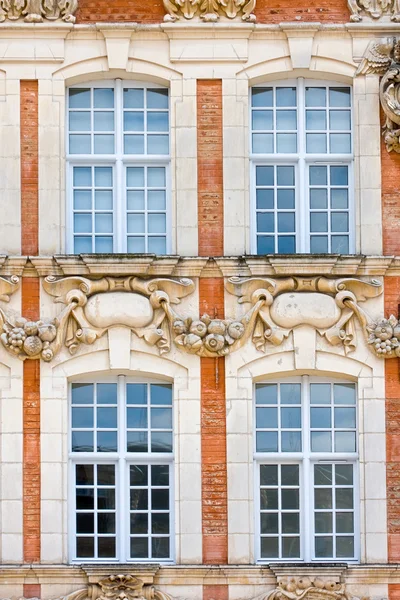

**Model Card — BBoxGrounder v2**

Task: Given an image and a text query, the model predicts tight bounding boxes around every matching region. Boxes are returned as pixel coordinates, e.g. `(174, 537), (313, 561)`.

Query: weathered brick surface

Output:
(20, 81), (38, 256)
(203, 585), (229, 600)
(197, 80), (224, 257)
(382, 132), (400, 255)
(385, 278), (400, 561)
(200, 279), (228, 564)
(255, 0), (349, 22)
(76, 0), (165, 22)
(24, 585), (41, 598)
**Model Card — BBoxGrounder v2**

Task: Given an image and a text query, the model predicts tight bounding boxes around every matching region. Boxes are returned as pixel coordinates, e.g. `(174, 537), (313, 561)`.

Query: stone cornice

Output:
(2, 255), (400, 279)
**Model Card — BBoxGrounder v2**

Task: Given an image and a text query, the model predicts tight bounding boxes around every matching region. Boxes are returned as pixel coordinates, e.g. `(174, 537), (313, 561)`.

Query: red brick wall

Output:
(23, 584), (41, 599)
(21, 81), (41, 563)
(385, 277), (400, 562)
(76, 0), (164, 22)
(20, 81), (38, 256)
(197, 80), (224, 257)
(204, 585), (229, 600)
(381, 134), (400, 256)
(255, 0), (349, 22)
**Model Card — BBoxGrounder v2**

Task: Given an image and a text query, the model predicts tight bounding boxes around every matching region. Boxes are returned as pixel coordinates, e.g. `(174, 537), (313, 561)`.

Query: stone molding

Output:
(0, 274), (398, 361)
(357, 37), (400, 152)
(1, 574), (172, 600)
(264, 577), (365, 600)
(163, 0), (256, 22)
(0, 0), (78, 22)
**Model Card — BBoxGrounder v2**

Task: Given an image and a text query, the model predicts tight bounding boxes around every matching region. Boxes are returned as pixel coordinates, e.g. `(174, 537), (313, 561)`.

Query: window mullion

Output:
(302, 374), (311, 562)
(297, 78), (308, 253)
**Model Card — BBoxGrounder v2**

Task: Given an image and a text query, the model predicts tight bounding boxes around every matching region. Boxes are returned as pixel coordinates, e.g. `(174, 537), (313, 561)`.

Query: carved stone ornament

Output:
(0, 274), (398, 362)
(347, 0), (400, 21)
(0, 0), (78, 23)
(1, 574), (172, 600)
(163, 0), (257, 22)
(264, 577), (366, 600)
(356, 37), (400, 152)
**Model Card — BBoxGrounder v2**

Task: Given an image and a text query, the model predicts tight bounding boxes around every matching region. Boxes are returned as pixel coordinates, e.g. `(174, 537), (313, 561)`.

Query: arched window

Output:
(69, 376), (173, 562)
(254, 376), (358, 562)
(67, 80), (170, 254)
(251, 79), (353, 254)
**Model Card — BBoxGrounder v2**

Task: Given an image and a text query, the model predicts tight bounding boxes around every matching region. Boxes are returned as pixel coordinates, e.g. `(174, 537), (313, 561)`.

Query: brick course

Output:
(76, 0), (165, 22)
(20, 81), (38, 256)
(382, 132), (400, 256)
(255, 0), (349, 22)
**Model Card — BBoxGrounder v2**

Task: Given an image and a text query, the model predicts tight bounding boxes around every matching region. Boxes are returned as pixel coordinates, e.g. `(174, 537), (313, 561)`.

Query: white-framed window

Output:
(67, 80), (170, 254)
(250, 79), (354, 254)
(69, 377), (174, 563)
(254, 376), (359, 562)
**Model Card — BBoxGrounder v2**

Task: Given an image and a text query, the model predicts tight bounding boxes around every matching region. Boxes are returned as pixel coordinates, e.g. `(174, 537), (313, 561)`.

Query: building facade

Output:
(1, 1), (400, 599)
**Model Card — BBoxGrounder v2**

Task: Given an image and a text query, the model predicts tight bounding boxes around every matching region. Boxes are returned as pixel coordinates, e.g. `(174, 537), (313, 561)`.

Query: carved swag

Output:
(0, 0), (78, 22)
(0, 274), (398, 362)
(357, 37), (400, 152)
(163, 0), (256, 22)
(264, 577), (366, 600)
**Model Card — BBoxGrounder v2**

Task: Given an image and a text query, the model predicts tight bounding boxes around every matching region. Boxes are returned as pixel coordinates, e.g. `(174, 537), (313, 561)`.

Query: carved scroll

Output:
(356, 38), (400, 152)
(347, 0), (400, 21)
(0, 0), (78, 23)
(163, 0), (256, 22)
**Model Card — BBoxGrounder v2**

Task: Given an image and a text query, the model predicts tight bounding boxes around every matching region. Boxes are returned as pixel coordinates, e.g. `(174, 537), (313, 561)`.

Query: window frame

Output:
(253, 375), (360, 564)
(250, 78), (355, 255)
(68, 375), (175, 564)
(66, 79), (172, 255)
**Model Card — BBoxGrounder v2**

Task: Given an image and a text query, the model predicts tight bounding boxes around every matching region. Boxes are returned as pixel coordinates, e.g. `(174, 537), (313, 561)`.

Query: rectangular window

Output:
(255, 377), (358, 562)
(67, 81), (170, 254)
(251, 79), (353, 254)
(70, 378), (173, 563)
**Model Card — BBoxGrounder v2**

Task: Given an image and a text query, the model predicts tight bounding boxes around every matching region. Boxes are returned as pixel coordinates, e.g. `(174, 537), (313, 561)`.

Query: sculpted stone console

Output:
(0, 0), (78, 22)
(163, 0), (257, 22)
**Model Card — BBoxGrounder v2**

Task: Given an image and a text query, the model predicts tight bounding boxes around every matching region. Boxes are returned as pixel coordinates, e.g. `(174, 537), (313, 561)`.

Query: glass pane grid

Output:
(126, 383), (173, 453)
(310, 383), (357, 454)
(71, 383), (118, 453)
(309, 165), (350, 254)
(129, 464), (171, 560)
(314, 463), (355, 559)
(75, 463), (117, 560)
(72, 165), (114, 254)
(69, 87), (115, 155)
(260, 463), (301, 559)
(255, 383), (302, 453)
(123, 87), (169, 156)
(251, 86), (297, 155)
(126, 166), (167, 254)
(256, 165), (296, 255)
(305, 86), (352, 155)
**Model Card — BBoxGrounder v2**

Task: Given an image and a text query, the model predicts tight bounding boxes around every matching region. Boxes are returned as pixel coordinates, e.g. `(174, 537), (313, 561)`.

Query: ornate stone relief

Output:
(264, 577), (364, 600)
(1, 574), (172, 600)
(0, 0), (78, 23)
(0, 274), (398, 361)
(163, 0), (256, 22)
(357, 37), (400, 152)
(347, 0), (400, 21)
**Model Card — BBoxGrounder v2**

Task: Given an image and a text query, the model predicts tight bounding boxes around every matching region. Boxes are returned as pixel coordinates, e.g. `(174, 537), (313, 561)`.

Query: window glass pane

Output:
(281, 384), (301, 404)
(276, 87), (296, 107)
(252, 88), (273, 107)
(329, 87), (351, 107)
(315, 512), (333, 533)
(330, 133), (351, 153)
(147, 88), (169, 109)
(306, 110), (326, 130)
(257, 431), (278, 452)
(310, 166), (327, 185)
(310, 213), (328, 232)
(252, 110), (273, 130)
(277, 133), (297, 153)
(70, 134), (91, 154)
(147, 112), (169, 132)
(277, 166), (295, 186)
(148, 167), (166, 187)
(94, 112), (114, 131)
(278, 236), (295, 253)
(128, 237), (146, 253)
(276, 110), (297, 130)
(256, 384), (277, 404)
(70, 88), (90, 109)
(311, 431), (331, 452)
(260, 464), (278, 485)
(331, 189), (348, 209)
(336, 536), (354, 558)
(124, 112), (144, 131)
(95, 214), (113, 233)
(281, 431), (301, 452)
(124, 88), (144, 109)
(307, 133), (327, 153)
(148, 191), (166, 210)
(331, 236), (349, 254)
(148, 214), (166, 234)
(148, 237), (167, 254)
(283, 537), (300, 558)
(95, 191), (113, 210)
(310, 189), (328, 209)
(256, 407), (278, 428)
(148, 135), (169, 155)
(257, 213), (274, 233)
(277, 189), (295, 209)
(124, 134), (145, 154)
(305, 87), (326, 107)
(315, 536), (333, 558)
(261, 537), (279, 558)
(331, 165), (348, 185)
(127, 191), (145, 211)
(257, 236), (274, 254)
(253, 133), (273, 153)
(70, 112), (91, 131)
(335, 431), (356, 452)
(334, 383), (356, 404)
(277, 213), (295, 233)
(310, 236), (328, 254)
(330, 110), (351, 130)
(94, 134), (114, 154)
(94, 88), (114, 108)
(74, 237), (92, 253)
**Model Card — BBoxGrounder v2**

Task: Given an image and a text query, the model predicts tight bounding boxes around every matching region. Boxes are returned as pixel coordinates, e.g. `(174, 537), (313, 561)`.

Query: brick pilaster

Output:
(21, 80), (41, 563)
(23, 584), (41, 598)
(197, 79), (228, 569)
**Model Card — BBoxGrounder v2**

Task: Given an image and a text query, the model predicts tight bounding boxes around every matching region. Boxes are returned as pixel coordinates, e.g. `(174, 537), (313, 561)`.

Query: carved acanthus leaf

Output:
(163, 0), (256, 22)
(264, 577), (366, 600)
(0, 275), (20, 302)
(0, 0), (78, 22)
(356, 37), (400, 152)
